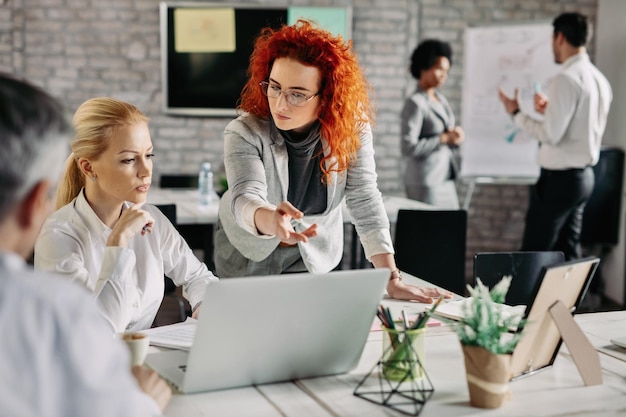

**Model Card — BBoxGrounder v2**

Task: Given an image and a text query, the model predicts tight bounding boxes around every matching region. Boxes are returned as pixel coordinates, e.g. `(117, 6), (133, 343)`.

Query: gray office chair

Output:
(473, 251), (565, 306)
(394, 209), (468, 296)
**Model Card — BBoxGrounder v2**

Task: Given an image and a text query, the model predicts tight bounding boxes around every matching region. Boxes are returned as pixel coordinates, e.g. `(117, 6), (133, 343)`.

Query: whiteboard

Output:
(459, 22), (561, 179)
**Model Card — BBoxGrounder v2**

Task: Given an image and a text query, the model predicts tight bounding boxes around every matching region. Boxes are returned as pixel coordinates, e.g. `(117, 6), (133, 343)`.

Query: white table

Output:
(162, 275), (626, 417)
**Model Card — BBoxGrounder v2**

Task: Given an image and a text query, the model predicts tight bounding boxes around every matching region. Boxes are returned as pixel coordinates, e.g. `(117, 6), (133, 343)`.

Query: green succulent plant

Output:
(453, 277), (525, 355)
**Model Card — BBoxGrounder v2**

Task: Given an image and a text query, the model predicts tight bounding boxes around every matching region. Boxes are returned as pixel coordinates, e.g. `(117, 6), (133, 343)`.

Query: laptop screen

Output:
(146, 268), (390, 393)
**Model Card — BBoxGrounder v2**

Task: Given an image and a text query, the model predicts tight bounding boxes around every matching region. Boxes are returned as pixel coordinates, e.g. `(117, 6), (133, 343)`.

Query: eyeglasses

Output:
(259, 81), (319, 107)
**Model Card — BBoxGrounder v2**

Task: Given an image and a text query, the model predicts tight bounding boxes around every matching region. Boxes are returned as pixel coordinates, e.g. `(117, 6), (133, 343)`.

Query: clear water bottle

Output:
(198, 161), (213, 207)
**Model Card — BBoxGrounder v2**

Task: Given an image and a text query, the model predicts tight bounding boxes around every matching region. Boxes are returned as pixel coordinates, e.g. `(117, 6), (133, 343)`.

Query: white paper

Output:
(143, 317), (197, 350)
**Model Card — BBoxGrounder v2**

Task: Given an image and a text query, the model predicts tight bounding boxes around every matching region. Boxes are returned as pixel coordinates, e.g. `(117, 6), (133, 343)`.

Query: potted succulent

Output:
(450, 277), (525, 409)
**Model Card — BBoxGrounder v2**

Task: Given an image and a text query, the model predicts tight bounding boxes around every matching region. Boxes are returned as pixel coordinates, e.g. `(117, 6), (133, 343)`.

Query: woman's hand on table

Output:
(386, 277), (454, 303)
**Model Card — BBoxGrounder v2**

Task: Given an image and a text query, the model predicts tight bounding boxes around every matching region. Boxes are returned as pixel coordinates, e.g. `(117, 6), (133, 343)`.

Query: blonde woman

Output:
(35, 97), (217, 332)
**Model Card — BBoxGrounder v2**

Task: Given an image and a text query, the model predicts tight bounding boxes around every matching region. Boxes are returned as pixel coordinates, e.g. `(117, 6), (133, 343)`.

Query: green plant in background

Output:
(453, 277), (525, 354)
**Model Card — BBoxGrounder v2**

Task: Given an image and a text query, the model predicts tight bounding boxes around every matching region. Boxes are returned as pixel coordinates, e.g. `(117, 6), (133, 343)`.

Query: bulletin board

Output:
(160, 2), (352, 117)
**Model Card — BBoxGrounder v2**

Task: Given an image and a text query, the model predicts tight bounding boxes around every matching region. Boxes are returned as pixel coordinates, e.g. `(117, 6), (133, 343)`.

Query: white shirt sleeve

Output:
(156, 209), (219, 310)
(35, 226), (140, 332)
(514, 74), (579, 145)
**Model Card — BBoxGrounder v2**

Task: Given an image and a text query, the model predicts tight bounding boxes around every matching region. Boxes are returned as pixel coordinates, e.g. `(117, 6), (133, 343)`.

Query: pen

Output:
(412, 312), (426, 330)
(401, 310), (410, 330)
(429, 297), (444, 317)
(376, 305), (388, 328)
(413, 297), (444, 329)
(384, 307), (395, 330)
(534, 81), (542, 94)
(291, 217), (305, 226)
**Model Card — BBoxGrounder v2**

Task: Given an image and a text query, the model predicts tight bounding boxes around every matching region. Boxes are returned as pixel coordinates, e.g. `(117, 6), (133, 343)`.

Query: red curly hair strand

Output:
(238, 20), (375, 182)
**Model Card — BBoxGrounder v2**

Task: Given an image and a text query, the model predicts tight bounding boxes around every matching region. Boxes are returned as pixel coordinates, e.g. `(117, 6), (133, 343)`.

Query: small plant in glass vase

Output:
(452, 277), (525, 409)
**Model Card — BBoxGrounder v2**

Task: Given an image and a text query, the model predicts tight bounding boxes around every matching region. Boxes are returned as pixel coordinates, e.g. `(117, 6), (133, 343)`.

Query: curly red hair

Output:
(238, 20), (375, 182)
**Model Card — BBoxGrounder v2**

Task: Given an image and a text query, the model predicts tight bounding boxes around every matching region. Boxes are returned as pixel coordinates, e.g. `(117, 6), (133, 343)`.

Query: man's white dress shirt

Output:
(514, 53), (612, 169)
(35, 190), (218, 332)
(0, 251), (163, 416)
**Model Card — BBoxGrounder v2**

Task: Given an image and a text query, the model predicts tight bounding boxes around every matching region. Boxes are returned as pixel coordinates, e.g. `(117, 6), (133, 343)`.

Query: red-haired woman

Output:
(215, 20), (451, 302)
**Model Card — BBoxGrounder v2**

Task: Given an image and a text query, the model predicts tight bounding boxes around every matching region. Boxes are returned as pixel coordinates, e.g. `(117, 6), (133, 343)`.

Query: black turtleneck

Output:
(277, 122), (327, 215)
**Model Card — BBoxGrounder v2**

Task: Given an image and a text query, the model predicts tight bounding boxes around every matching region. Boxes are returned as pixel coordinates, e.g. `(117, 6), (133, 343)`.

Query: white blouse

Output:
(35, 190), (218, 332)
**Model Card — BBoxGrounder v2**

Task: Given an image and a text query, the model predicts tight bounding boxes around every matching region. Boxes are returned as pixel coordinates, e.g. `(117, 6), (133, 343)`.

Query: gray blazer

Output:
(215, 114), (393, 276)
(400, 87), (458, 189)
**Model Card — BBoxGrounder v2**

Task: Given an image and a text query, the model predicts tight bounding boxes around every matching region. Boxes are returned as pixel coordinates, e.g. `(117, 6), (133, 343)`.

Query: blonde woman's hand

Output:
(107, 203), (154, 248)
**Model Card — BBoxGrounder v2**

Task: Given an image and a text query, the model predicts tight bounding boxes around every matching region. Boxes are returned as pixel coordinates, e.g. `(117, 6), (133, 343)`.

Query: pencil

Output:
(412, 297), (444, 329)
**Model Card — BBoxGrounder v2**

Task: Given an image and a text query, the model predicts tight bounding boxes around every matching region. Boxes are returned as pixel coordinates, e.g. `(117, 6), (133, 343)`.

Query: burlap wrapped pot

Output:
(461, 345), (512, 409)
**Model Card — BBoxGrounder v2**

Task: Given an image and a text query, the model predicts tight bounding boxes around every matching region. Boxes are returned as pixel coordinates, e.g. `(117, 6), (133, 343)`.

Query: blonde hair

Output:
(56, 97), (148, 209)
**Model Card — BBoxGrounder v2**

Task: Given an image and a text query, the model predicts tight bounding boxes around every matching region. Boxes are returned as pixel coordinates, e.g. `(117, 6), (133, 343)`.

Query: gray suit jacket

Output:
(400, 87), (458, 190)
(215, 114), (393, 276)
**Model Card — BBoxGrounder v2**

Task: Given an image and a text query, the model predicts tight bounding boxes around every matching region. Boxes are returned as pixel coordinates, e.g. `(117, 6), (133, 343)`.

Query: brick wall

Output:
(1, 0), (599, 281)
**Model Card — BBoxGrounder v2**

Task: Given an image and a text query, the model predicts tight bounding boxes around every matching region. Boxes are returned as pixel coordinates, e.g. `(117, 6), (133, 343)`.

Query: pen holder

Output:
(354, 327), (434, 416)
(382, 327), (425, 381)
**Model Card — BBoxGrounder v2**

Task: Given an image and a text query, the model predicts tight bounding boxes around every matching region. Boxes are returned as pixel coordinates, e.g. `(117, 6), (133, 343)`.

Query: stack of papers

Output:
(143, 318), (197, 350)
(428, 298), (526, 329)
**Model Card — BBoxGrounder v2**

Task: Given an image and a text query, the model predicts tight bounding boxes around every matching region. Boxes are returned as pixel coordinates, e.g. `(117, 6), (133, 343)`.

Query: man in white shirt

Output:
(498, 12), (612, 260)
(0, 73), (171, 416)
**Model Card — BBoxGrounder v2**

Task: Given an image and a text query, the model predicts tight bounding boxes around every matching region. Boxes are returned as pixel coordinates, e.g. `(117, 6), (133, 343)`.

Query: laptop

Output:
(509, 257), (599, 380)
(145, 268), (390, 393)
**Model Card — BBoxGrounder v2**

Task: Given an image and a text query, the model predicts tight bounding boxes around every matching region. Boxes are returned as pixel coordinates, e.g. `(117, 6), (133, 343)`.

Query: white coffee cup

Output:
(120, 332), (150, 367)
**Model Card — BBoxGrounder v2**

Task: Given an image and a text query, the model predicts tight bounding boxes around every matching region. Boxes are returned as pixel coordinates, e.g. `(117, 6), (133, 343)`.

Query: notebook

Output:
(509, 256), (599, 380)
(144, 268), (390, 393)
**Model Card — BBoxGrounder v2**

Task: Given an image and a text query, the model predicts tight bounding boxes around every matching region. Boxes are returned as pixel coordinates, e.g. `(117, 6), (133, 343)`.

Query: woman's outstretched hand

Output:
(255, 201), (318, 245)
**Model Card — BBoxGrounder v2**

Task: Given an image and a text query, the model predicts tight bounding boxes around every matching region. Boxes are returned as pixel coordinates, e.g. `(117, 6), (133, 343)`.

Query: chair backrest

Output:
(160, 174), (199, 189)
(155, 203), (177, 226)
(394, 209), (468, 296)
(155, 204), (178, 294)
(473, 251), (565, 306)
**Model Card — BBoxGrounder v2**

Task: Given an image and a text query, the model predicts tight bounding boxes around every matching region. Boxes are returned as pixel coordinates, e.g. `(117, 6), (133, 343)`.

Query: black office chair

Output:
(394, 209), (468, 296)
(473, 251), (565, 306)
(152, 204), (190, 327)
(159, 174), (198, 189)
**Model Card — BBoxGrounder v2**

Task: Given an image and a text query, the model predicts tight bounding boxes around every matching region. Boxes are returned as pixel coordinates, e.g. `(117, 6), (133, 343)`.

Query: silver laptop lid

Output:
(181, 268), (389, 393)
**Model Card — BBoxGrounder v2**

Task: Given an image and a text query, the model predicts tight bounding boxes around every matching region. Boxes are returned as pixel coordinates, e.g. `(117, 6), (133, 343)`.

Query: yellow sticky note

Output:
(174, 8), (236, 53)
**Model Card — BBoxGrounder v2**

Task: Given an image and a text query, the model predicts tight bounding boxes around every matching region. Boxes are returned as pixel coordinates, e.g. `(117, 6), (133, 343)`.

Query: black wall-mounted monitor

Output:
(160, 2), (352, 117)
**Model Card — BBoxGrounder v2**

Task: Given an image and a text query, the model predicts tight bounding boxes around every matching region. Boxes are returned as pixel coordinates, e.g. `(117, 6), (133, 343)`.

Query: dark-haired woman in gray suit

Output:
(401, 39), (464, 208)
